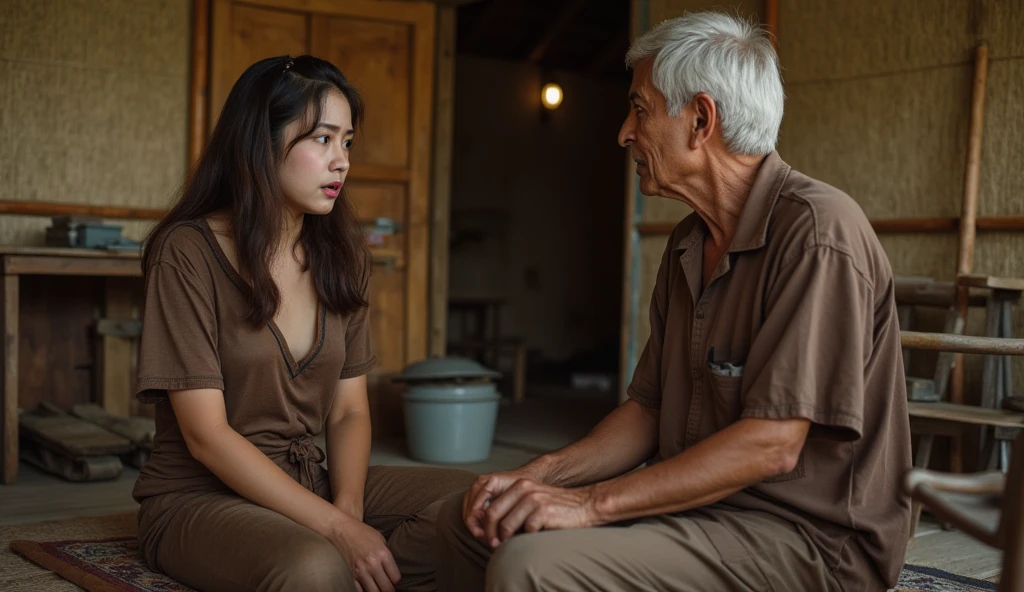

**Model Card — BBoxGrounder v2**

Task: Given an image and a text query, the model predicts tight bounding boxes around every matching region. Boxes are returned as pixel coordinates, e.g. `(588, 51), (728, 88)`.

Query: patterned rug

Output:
(9, 537), (194, 592)
(895, 564), (997, 592)
(7, 534), (1001, 592)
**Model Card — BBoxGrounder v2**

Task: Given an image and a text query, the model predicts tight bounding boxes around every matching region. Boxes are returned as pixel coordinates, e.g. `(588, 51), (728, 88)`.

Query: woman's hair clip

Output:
(282, 59), (294, 74)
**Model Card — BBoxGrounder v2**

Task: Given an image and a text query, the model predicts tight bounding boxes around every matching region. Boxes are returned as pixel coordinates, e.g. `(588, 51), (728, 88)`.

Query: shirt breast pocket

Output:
(707, 362), (744, 429)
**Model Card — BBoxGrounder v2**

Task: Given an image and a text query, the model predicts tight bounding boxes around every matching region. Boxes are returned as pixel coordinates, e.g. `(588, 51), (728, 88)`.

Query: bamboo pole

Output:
(950, 42), (990, 473)
(901, 331), (1024, 356)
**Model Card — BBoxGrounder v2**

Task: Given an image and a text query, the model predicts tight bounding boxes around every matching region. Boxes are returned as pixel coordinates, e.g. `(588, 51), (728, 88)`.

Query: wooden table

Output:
(1, 246), (142, 485)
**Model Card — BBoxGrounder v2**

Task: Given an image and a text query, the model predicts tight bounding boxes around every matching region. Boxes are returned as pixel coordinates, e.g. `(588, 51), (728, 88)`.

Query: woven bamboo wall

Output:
(0, 0), (190, 244)
(633, 0), (1024, 400)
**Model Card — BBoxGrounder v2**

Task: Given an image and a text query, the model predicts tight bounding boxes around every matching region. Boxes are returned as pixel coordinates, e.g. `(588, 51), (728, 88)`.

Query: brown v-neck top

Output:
(132, 220), (376, 501)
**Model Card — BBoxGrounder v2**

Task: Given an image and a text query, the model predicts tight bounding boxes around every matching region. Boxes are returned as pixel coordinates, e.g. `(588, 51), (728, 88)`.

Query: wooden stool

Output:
(959, 275), (1024, 471)
(908, 401), (1024, 535)
(901, 331), (1024, 536)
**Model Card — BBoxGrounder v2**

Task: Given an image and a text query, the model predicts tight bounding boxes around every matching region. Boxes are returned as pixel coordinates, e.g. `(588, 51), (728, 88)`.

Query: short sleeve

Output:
(340, 279), (376, 379)
(626, 239), (674, 410)
(739, 246), (873, 441)
(135, 262), (224, 402)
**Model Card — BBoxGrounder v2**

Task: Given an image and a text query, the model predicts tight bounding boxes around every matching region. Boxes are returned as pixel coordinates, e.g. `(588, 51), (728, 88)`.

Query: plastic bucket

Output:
(402, 382), (500, 463)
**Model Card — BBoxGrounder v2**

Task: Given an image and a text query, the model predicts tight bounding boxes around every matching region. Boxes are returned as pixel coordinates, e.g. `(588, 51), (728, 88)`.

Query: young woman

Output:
(132, 55), (474, 592)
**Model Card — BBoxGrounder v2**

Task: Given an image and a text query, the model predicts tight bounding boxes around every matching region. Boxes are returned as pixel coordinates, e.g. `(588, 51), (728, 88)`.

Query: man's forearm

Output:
(588, 417), (809, 525)
(525, 399), (660, 488)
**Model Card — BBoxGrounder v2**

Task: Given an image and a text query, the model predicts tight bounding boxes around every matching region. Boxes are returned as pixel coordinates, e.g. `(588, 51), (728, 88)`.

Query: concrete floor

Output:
(0, 390), (1003, 580)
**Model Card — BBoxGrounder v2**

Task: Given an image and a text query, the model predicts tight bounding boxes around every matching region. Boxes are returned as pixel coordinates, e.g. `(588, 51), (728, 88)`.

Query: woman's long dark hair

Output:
(144, 55), (368, 326)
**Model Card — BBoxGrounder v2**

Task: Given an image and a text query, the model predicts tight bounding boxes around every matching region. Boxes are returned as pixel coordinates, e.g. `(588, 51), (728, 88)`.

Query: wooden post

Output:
(513, 343), (527, 404)
(2, 274), (19, 484)
(764, 0), (779, 49)
(619, 0), (648, 404)
(429, 5), (456, 358)
(188, 0), (210, 165)
(950, 43), (990, 472)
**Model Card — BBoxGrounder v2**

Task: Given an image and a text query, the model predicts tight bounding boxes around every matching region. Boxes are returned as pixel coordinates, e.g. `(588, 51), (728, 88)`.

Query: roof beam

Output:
(588, 28), (629, 74)
(463, 0), (506, 53)
(527, 0), (586, 64)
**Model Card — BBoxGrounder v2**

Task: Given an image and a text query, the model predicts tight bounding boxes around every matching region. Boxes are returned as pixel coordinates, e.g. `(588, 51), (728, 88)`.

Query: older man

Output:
(436, 12), (911, 592)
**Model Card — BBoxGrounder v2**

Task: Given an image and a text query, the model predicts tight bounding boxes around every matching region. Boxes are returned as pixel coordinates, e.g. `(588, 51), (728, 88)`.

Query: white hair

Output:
(625, 12), (784, 156)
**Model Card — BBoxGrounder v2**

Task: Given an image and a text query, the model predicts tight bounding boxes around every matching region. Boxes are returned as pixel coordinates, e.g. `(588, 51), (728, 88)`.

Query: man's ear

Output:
(690, 93), (717, 149)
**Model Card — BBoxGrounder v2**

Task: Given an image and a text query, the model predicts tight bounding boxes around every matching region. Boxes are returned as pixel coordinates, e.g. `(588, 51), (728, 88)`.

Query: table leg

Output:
(97, 277), (135, 417)
(1000, 295), (1015, 471)
(2, 274), (19, 484)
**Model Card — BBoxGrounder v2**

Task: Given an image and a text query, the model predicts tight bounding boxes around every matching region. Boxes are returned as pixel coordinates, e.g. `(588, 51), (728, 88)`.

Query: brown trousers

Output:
(138, 465), (475, 592)
(435, 493), (843, 592)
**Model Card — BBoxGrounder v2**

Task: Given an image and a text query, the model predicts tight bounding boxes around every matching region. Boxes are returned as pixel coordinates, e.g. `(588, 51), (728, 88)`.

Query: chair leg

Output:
(910, 434), (936, 537)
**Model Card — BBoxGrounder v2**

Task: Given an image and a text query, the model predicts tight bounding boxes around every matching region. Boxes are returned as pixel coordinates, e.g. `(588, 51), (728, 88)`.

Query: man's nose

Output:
(617, 116), (635, 147)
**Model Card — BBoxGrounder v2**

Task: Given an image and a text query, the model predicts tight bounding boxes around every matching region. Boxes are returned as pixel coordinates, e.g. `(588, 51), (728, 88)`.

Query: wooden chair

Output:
(903, 432), (1024, 591)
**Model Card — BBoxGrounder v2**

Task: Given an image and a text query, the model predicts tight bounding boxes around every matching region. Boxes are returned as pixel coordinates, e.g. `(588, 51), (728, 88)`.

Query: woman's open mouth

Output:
(321, 182), (343, 198)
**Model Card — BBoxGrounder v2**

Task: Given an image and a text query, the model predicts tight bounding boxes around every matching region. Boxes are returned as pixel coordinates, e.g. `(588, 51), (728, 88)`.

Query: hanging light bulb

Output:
(541, 82), (563, 110)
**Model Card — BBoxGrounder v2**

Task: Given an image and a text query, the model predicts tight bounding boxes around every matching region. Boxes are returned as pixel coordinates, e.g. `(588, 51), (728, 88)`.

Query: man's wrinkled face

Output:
(617, 58), (698, 197)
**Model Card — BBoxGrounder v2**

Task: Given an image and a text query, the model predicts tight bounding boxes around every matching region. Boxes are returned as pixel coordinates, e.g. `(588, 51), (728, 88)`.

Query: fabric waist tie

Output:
(283, 436), (326, 491)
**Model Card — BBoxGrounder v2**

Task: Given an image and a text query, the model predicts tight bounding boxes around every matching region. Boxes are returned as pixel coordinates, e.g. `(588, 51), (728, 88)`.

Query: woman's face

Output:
(277, 90), (354, 218)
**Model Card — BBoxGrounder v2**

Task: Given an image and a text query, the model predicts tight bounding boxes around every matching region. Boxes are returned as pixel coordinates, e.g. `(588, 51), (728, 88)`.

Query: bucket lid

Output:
(393, 356), (501, 382)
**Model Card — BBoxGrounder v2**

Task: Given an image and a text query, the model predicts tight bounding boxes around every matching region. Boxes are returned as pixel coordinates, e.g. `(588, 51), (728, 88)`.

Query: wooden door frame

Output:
(429, 5), (456, 358)
(619, 0), (649, 403)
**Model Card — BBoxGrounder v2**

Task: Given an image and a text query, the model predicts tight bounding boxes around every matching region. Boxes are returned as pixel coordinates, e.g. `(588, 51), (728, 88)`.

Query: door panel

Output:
(210, 2), (308, 127)
(346, 182), (407, 225)
(314, 18), (412, 169)
(369, 269), (406, 374)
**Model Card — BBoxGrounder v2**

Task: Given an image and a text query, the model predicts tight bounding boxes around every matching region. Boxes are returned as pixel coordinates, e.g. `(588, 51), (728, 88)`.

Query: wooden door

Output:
(208, 0), (436, 433)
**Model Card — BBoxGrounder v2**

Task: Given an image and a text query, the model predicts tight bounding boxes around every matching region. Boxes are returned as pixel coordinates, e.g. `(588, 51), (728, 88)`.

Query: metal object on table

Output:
(44, 215), (140, 251)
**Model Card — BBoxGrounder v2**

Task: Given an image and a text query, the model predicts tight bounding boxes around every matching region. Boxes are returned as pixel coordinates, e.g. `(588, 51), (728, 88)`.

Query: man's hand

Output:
(462, 468), (544, 538)
(326, 516), (400, 592)
(465, 474), (599, 549)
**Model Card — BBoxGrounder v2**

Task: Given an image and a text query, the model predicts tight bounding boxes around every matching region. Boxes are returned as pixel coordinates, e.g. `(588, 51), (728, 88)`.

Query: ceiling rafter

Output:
(463, 0), (508, 53)
(527, 0), (587, 64)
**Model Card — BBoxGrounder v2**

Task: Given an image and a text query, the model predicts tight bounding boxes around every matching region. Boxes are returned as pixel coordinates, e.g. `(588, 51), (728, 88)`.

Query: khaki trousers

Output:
(138, 465), (475, 592)
(435, 494), (843, 592)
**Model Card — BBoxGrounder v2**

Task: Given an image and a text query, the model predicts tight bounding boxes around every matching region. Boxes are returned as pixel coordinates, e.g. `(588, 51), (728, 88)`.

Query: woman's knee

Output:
(264, 538), (354, 592)
(435, 489), (472, 543)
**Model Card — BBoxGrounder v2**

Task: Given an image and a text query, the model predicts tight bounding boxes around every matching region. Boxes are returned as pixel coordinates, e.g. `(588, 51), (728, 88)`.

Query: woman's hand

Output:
(326, 515), (401, 592)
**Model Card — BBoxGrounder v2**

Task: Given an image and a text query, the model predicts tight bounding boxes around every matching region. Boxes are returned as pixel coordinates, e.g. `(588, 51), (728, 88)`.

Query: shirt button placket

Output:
(685, 301), (708, 447)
